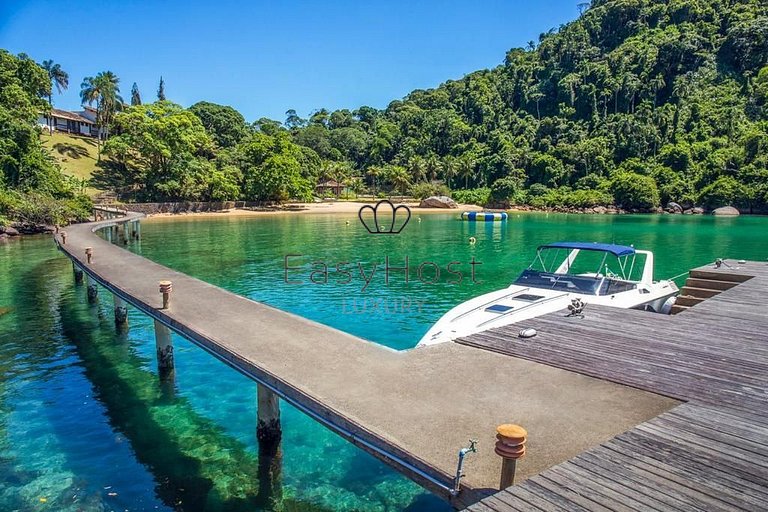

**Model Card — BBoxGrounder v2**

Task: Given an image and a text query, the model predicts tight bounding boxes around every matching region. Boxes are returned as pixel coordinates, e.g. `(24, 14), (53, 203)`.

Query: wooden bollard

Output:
(85, 247), (93, 264)
(159, 280), (172, 309)
(495, 424), (527, 489)
(60, 231), (67, 245)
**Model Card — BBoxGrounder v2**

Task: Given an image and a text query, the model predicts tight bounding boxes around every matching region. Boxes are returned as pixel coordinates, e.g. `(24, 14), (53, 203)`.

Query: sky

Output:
(1, 0), (579, 123)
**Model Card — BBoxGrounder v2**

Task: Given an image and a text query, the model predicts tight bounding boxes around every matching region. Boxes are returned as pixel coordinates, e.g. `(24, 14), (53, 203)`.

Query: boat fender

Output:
(659, 296), (676, 315)
(519, 328), (537, 339)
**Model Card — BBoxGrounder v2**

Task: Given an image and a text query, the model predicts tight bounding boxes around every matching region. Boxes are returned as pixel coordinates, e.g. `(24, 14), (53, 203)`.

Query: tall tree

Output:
(131, 82), (142, 105)
(80, 71), (123, 157)
(157, 76), (166, 101)
(40, 59), (68, 131)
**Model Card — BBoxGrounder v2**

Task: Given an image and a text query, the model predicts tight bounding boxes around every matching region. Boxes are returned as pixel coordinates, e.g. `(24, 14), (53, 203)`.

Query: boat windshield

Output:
(514, 245), (646, 295)
(514, 269), (603, 294)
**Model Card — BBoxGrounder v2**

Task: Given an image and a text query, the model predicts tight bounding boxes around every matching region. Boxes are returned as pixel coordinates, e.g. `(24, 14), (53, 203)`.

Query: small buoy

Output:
(418, 217), (422, 223)
(469, 236), (476, 245)
(345, 220), (350, 225)
(519, 328), (537, 338)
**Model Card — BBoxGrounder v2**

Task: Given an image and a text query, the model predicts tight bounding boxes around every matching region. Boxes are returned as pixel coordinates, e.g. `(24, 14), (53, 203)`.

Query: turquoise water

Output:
(0, 212), (766, 511)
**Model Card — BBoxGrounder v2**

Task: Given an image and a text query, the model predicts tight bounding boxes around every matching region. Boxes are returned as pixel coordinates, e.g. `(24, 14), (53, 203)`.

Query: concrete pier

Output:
(54, 211), (681, 507)
(154, 319), (174, 378)
(256, 384), (281, 447)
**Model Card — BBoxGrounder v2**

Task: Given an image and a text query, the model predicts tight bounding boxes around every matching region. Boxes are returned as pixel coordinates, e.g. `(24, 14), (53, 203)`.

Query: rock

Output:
(653, 207), (664, 214)
(712, 206), (740, 216)
(691, 207), (705, 215)
(593, 206), (607, 214)
(3, 226), (19, 236)
(667, 202), (683, 214)
(419, 196), (458, 209)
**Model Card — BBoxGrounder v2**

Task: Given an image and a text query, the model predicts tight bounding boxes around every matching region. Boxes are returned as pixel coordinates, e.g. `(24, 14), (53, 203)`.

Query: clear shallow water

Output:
(0, 212), (766, 511)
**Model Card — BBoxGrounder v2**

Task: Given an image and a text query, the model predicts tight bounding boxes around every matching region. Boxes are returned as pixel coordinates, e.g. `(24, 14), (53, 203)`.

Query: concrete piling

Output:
(495, 424), (527, 489)
(73, 263), (83, 284)
(257, 383), (282, 448)
(154, 319), (174, 378)
(113, 294), (128, 326)
(86, 278), (98, 304)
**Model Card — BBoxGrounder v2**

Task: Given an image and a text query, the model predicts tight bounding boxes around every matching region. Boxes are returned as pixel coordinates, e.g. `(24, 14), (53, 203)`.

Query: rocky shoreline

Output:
(0, 223), (55, 241)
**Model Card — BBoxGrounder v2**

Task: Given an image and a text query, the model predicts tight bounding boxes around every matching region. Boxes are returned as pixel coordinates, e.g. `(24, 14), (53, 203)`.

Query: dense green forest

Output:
(0, 51), (91, 228)
(3, 0), (768, 225)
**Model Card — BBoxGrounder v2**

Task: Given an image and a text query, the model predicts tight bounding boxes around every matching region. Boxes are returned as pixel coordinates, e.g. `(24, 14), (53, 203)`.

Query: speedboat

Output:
(417, 241), (678, 346)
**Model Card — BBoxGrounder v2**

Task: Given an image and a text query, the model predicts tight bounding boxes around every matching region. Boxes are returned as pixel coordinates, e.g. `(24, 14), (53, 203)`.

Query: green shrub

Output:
(528, 186), (613, 208)
(490, 176), (525, 206)
(698, 176), (748, 209)
(610, 172), (660, 210)
(409, 182), (451, 199)
(526, 183), (549, 198)
(452, 188), (491, 206)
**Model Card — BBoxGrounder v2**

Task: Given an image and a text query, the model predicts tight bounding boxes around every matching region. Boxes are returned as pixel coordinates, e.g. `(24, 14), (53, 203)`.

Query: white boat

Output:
(418, 242), (679, 346)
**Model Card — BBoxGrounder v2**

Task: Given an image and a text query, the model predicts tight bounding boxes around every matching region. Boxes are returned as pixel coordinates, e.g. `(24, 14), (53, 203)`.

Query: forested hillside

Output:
(4, 0), (768, 218)
(284, 0), (768, 211)
(0, 51), (91, 230)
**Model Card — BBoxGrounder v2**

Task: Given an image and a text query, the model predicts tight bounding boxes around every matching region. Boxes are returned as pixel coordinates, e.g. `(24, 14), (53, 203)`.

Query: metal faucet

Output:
(451, 439), (478, 496)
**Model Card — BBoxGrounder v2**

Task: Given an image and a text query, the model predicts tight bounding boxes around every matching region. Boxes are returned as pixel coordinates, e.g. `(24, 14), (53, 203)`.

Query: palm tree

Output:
(389, 166), (411, 200)
(441, 157), (457, 188)
(458, 155), (475, 189)
(80, 71), (123, 158)
(407, 155), (427, 183)
(41, 60), (69, 132)
(424, 154), (442, 182)
(366, 166), (382, 199)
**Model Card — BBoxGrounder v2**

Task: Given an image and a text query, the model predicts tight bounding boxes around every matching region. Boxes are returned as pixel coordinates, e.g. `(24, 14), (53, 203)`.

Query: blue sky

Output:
(1, 0), (579, 123)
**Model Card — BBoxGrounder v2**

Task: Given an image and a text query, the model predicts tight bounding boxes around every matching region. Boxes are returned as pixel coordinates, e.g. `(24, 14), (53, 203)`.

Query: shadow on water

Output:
(46, 264), (333, 511)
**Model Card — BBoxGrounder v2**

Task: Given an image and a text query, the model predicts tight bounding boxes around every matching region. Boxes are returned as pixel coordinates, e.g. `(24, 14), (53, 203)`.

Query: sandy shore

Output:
(144, 201), (483, 220)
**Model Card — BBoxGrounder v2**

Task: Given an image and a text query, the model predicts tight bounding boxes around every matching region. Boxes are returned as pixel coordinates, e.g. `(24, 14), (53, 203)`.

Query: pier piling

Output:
(113, 294), (128, 326)
(154, 319), (174, 378)
(85, 274), (98, 304)
(257, 383), (282, 448)
(73, 263), (83, 284)
(495, 424), (527, 489)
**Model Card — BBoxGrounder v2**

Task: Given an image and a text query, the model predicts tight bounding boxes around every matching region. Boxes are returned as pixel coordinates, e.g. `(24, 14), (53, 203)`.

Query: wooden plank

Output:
(494, 487), (565, 512)
(547, 464), (644, 511)
(607, 436), (768, 509)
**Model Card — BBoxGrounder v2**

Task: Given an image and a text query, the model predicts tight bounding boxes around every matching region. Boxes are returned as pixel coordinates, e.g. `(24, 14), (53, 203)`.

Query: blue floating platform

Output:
(461, 211), (508, 222)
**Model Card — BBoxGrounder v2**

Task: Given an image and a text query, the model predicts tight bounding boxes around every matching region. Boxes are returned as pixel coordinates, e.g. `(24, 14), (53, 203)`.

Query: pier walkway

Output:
(55, 211), (677, 508)
(461, 261), (768, 511)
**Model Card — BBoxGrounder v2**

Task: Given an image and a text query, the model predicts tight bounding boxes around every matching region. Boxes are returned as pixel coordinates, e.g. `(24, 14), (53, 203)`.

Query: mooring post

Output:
(85, 247), (93, 264)
(159, 280), (172, 309)
(113, 294), (128, 327)
(153, 319), (174, 378)
(495, 424), (527, 489)
(73, 262), (83, 284)
(257, 383), (282, 448)
(60, 231), (67, 245)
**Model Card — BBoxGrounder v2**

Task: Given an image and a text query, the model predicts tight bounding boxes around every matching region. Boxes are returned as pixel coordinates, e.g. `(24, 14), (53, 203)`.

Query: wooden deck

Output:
(460, 260), (768, 511)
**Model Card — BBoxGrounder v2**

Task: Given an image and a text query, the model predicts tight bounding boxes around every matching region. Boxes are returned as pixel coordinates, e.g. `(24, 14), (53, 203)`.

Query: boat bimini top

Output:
(515, 241), (655, 296)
